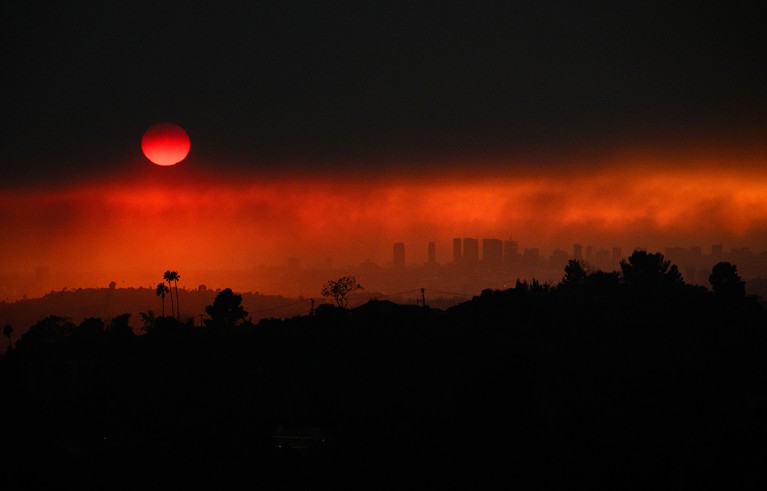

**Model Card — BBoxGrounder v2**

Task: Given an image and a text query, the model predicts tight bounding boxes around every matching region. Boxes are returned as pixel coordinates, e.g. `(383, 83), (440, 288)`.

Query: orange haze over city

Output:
(2, 141), (766, 300)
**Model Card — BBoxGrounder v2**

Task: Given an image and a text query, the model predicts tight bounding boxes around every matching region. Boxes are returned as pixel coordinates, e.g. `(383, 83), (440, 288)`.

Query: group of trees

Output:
(203, 288), (248, 329)
(155, 270), (180, 319)
(5, 287), (253, 358)
(316, 254), (748, 312)
(0, 250), (765, 488)
(0, 253), (755, 355)
(560, 250), (747, 299)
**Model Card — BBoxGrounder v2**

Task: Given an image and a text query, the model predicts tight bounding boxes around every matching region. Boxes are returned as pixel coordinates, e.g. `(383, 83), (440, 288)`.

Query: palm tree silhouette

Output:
(139, 310), (157, 333)
(163, 271), (175, 319)
(170, 271), (181, 319)
(155, 282), (169, 317)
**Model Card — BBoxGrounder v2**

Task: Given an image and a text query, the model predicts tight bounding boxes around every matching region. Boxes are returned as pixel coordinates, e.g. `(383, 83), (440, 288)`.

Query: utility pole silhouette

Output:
(421, 288), (426, 308)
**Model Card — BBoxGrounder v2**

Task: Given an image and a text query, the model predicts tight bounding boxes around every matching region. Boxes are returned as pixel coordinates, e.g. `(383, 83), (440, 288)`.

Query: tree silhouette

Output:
(3, 324), (12, 352)
(72, 317), (106, 359)
(583, 270), (621, 294)
(156, 282), (170, 317)
(163, 270), (176, 319)
(140, 310), (157, 332)
(170, 271), (181, 319)
(321, 276), (363, 309)
(619, 250), (684, 291)
(108, 313), (135, 338)
(709, 262), (746, 299)
(204, 288), (248, 329)
(74, 317), (105, 338)
(15, 315), (75, 359)
(561, 259), (588, 290)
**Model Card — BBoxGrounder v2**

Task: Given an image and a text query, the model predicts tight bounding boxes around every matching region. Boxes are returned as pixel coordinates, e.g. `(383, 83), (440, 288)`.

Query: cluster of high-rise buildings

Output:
(393, 238), (623, 274)
(390, 238), (767, 287)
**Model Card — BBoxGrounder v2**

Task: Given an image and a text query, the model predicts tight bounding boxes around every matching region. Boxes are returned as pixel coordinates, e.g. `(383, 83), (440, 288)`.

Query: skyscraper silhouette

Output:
(482, 238), (503, 272)
(612, 247), (622, 262)
(453, 238), (462, 264)
(504, 239), (519, 272)
(463, 238), (479, 266)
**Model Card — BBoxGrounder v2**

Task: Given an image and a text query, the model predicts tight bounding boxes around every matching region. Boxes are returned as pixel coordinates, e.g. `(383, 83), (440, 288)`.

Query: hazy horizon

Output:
(3, 233), (766, 303)
(3, 3), (766, 302)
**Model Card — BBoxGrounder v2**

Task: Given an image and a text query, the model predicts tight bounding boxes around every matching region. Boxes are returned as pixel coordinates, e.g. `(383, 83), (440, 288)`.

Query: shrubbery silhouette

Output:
(1, 251), (766, 488)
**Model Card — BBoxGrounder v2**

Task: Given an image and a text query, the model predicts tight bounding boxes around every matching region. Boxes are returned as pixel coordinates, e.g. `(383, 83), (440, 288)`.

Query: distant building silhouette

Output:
(712, 244), (723, 260)
(523, 247), (540, 265)
(550, 248), (569, 269)
(520, 247), (541, 278)
(504, 239), (519, 272)
(573, 244), (583, 261)
(453, 238), (462, 264)
(482, 238), (503, 272)
(463, 238), (479, 266)
(612, 247), (622, 262)
(393, 242), (405, 269)
(690, 246), (702, 259)
(665, 247), (685, 263)
(594, 248), (610, 266)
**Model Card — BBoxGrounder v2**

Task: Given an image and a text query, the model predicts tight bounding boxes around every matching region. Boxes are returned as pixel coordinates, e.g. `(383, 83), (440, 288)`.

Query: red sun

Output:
(141, 122), (190, 166)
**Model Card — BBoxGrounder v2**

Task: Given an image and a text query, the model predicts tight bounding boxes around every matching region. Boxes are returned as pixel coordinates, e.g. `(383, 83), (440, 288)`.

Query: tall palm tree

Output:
(155, 282), (169, 317)
(140, 310), (157, 333)
(163, 270), (175, 319)
(169, 271), (181, 320)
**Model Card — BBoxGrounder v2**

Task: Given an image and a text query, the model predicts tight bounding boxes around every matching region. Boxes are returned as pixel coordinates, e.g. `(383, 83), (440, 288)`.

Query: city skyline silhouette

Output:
(3, 3), (767, 487)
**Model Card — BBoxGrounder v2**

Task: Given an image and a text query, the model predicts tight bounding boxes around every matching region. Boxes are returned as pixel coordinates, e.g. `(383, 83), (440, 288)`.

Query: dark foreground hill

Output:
(0, 286), (467, 354)
(2, 257), (766, 489)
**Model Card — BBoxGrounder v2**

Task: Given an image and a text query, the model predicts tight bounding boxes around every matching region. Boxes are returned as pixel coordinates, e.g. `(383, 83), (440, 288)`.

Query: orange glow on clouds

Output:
(2, 153), (767, 296)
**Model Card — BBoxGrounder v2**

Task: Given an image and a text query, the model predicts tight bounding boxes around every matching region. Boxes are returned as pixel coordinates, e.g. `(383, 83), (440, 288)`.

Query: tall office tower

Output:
(503, 239), (519, 271)
(428, 241), (437, 264)
(612, 247), (622, 262)
(504, 239), (519, 257)
(550, 248), (569, 267)
(504, 239), (519, 259)
(665, 247), (685, 264)
(573, 243), (583, 260)
(393, 242), (405, 269)
(586, 245), (593, 260)
(523, 248), (540, 262)
(595, 249), (610, 264)
(482, 238), (504, 271)
(711, 244), (723, 259)
(453, 238), (462, 263)
(689, 246), (702, 258)
(463, 238), (480, 265)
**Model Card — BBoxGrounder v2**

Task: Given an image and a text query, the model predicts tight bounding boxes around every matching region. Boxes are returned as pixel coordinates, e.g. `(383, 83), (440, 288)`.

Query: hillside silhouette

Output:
(1, 252), (766, 489)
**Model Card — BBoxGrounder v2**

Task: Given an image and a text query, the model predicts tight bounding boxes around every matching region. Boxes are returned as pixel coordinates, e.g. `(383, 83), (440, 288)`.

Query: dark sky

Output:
(3, 1), (766, 184)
